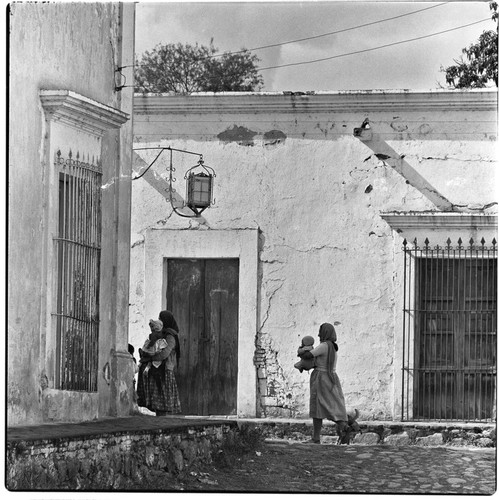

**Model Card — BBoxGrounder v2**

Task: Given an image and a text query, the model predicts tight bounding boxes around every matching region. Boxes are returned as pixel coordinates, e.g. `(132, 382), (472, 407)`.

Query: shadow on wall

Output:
(353, 132), (496, 212)
(357, 135), (453, 211)
(132, 152), (208, 222)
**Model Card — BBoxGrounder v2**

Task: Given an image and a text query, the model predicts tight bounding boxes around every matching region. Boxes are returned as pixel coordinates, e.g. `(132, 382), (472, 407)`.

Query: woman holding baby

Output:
(136, 310), (182, 416)
(300, 322), (348, 443)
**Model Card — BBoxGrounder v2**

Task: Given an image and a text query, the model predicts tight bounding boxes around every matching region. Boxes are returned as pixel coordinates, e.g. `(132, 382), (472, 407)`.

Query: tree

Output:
(441, 1), (498, 88)
(134, 41), (264, 93)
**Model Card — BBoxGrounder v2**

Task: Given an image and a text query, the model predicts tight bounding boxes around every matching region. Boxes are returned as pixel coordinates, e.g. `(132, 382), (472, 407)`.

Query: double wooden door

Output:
(167, 258), (239, 415)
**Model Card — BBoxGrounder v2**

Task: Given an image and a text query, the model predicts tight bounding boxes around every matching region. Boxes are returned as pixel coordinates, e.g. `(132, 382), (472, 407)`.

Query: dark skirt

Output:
(309, 369), (347, 421)
(137, 361), (181, 414)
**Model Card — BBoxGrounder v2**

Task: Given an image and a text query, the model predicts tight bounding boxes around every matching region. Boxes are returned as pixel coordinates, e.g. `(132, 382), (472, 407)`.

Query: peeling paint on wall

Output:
(390, 121), (408, 132)
(217, 125), (257, 145)
(255, 334), (299, 418)
(263, 129), (287, 146)
(418, 123), (432, 135)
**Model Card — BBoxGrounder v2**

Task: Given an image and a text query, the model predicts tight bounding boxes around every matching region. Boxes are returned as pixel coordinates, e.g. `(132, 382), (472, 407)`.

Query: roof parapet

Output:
(134, 89), (498, 115)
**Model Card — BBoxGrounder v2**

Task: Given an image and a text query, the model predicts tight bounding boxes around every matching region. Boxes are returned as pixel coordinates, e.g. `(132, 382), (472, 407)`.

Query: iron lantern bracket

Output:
(132, 146), (215, 218)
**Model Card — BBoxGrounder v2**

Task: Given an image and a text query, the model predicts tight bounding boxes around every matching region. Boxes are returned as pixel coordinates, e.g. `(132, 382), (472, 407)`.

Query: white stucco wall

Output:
(8, 3), (136, 425)
(131, 90), (497, 419)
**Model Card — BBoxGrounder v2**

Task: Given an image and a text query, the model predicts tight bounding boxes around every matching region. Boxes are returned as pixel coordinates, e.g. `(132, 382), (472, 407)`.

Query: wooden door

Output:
(166, 258), (239, 415)
(415, 258), (496, 420)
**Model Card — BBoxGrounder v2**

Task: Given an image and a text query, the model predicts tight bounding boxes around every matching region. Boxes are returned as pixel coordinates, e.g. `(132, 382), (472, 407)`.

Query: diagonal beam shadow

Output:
(133, 151), (208, 222)
(357, 134), (454, 211)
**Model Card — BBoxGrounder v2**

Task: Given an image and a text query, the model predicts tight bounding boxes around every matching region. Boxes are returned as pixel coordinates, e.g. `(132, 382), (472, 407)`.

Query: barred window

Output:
(402, 238), (497, 422)
(54, 150), (101, 391)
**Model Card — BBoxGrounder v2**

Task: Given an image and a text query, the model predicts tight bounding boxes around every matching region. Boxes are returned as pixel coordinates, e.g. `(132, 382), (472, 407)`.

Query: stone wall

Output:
(256, 420), (496, 448)
(6, 422), (239, 490)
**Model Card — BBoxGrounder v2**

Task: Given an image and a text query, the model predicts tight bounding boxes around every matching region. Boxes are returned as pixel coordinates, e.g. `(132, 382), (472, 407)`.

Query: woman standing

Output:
(301, 322), (348, 443)
(136, 310), (182, 416)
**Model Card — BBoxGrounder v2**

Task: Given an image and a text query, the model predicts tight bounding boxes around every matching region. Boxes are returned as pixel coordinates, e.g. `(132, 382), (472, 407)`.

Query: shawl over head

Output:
(159, 310), (179, 332)
(159, 310), (181, 367)
(319, 323), (337, 344)
(319, 322), (339, 383)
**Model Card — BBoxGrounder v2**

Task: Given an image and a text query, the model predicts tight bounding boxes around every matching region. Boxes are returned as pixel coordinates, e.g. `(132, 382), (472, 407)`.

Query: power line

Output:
(258, 18), (491, 72)
(132, 1), (451, 70)
(208, 2), (451, 58)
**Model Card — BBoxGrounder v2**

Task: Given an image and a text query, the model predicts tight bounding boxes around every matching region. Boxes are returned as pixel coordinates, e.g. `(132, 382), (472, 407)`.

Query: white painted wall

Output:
(8, 3), (136, 425)
(131, 90), (497, 419)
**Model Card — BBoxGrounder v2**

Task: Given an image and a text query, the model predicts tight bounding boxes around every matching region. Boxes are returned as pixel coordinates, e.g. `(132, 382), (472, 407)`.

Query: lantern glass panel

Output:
(188, 173), (212, 208)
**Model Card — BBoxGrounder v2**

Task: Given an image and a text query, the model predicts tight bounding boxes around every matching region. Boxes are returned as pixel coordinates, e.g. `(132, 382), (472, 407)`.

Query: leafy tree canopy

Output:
(134, 40), (264, 94)
(441, 1), (498, 89)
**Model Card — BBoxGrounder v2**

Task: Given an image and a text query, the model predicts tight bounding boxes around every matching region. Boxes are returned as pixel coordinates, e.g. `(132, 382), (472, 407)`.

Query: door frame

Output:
(144, 228), (259, 417)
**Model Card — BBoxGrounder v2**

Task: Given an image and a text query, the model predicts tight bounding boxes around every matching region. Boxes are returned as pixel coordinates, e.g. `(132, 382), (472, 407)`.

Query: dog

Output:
(337, 409), (362, 445)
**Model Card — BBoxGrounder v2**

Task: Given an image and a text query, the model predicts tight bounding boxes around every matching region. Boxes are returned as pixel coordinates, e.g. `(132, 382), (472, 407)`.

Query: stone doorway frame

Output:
(144, 228), (259, 417)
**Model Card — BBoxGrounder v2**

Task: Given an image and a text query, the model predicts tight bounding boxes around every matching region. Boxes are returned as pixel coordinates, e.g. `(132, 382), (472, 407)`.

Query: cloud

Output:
(135, 1), (493, 91)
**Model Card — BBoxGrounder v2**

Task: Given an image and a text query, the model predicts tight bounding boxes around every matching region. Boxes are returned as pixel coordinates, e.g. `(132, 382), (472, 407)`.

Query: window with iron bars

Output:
(402, 237), (497, 422)
(53, 150), (101, 392)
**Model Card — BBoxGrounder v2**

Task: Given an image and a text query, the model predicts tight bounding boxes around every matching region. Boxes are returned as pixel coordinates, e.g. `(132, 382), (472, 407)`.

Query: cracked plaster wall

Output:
(131, 93), (497, 419)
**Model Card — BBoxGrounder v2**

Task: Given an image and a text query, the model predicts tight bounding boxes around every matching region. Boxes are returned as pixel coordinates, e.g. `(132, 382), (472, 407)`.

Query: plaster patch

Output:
(278, 243), (347, 253)
(263, 129), (286, 146)
(38, 98), (47, 165)
(314, 123), (328, 137)
(418, 155), (448, 162)
(39, 373), (49, 390)
(217, 125), (257, 145)
(418, 123), (432, 135)
(390, 121), (408, 132)
(131, 240), (144, 249)
(101, 174), (132, 190)
(257, 335), (298, 417)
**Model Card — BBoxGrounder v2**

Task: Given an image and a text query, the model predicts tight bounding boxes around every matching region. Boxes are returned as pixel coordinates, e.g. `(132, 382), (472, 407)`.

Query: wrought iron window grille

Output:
(401, 237), (497, 422)
(52, 150), (101, 392)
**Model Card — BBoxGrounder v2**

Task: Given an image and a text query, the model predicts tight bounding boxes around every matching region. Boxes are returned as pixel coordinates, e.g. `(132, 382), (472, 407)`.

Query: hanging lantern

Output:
(185, 157), (215, 216)
(132, 146), (217, 218)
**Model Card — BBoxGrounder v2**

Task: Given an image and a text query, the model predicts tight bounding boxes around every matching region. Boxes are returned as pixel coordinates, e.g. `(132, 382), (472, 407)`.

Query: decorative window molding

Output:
(381, 212), (498, 232)
(40, 90), (129, 136)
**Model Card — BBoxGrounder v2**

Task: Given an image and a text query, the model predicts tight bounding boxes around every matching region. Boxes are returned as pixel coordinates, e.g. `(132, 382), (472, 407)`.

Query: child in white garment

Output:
(139, 319), (167, 374)
(294, 335), (316, 372)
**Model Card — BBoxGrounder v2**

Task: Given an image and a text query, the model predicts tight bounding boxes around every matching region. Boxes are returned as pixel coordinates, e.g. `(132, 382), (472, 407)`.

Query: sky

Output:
(134, 0), (495, 92)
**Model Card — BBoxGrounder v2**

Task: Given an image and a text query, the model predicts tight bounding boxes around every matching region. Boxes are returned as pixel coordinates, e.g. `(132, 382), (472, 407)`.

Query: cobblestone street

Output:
(170, 440), (496, 494)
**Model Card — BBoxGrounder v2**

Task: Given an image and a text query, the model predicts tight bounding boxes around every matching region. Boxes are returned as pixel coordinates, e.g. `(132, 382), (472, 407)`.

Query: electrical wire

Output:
(258, 18), (491, 71)
(130, 1), (453, 70)
(207, 2), (451, 58)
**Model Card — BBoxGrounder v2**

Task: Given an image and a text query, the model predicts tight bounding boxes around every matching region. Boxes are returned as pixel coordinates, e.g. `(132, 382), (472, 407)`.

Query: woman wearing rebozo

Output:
(136, 310), (182, 416)
(301, 322), (348, 443)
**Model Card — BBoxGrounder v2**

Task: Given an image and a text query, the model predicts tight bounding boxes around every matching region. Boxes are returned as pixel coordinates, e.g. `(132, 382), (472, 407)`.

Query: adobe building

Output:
(130, 90), (497, 422)
(8, 2), (136, 425)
